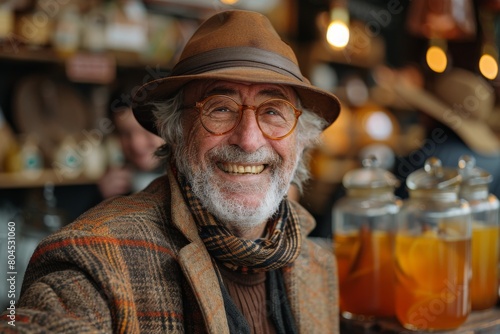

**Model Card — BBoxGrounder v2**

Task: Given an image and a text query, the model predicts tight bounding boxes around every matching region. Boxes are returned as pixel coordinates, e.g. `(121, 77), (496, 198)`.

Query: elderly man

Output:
(1, 10), (341, 333)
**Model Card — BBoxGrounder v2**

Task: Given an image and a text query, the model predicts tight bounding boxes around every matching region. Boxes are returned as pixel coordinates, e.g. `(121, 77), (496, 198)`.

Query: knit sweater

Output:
(0, 172), (339, 333)
(217, 264), (275, 333)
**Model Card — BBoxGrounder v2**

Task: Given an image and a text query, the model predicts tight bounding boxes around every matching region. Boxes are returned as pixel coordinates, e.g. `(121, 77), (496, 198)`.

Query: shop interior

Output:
(1, 0), (500, 332)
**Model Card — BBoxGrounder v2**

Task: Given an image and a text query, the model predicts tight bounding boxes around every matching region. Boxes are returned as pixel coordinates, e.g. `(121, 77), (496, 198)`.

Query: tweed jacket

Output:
(0, 173), (339, 333)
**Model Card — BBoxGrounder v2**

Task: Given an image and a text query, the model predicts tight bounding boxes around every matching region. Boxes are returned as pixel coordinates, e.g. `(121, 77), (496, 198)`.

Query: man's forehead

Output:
(184, 80), (297, 99)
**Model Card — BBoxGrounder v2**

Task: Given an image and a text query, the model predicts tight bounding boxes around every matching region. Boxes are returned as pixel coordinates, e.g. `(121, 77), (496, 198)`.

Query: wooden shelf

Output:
(0, 46), (171, 69)
(0, 169), (98, 189)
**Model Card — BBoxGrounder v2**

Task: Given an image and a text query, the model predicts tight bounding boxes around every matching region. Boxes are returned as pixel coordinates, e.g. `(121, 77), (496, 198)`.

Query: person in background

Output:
(0, 10), (341, 333)
(376, 66), (500, 199)
(33, 91), (165, 225)
(97, 94), (165, 199)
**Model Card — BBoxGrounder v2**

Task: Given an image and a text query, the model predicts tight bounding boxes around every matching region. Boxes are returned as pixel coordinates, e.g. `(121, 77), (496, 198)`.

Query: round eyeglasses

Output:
(192, 95), (302, 140)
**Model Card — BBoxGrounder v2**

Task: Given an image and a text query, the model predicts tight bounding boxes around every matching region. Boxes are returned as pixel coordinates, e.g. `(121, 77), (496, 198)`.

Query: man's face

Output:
(176, 80), (303, 230)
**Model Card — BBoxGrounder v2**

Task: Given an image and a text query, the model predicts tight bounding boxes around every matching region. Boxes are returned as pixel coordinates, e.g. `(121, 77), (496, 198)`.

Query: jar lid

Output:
(407, 157), (461, 190)
(343, 155), (399, 189)
(458, 155), (492, 186)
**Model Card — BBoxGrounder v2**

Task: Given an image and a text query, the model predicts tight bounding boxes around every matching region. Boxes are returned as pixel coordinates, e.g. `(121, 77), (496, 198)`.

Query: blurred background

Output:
(1, 0), (500, 306)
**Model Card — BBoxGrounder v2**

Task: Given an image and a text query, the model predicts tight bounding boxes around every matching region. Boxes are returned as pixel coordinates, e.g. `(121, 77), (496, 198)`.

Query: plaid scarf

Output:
(177, 172), (301, 273)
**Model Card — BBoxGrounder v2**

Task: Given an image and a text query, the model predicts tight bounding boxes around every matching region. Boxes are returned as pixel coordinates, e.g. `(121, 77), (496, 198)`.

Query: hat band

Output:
(171, 46), (304, 82)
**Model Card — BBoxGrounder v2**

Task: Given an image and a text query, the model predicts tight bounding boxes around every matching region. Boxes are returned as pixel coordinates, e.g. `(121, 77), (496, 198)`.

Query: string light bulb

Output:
(326, 1), (350, 49)
(478, 10), (498, 80)
(479, 45), (499, 80)
(426, 39), (448, 73)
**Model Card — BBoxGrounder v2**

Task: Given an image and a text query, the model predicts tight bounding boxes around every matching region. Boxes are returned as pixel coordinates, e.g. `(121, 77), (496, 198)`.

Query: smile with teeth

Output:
(219, 163), (265, 174)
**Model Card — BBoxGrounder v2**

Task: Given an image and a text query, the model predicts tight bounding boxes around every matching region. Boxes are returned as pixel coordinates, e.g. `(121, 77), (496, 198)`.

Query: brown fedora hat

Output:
(132, 10), (341, 135)
(378, 67), (500, 155)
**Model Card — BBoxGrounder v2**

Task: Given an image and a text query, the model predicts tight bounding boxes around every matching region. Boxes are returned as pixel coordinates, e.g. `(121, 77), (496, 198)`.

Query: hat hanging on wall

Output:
(378, 67), (500, 155)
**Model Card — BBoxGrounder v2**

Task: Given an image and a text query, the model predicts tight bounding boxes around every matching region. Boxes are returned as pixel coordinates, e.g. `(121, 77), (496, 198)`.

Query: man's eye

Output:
(212, 106), (232, 113)
(261, 107), (284, 117)
(206, 106), (238, 120)
(265, 108), (279, 115)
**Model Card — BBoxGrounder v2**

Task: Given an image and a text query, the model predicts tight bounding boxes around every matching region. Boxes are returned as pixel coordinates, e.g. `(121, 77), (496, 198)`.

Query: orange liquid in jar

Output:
(394, 231), (470, 331)
(471, 224), (499, 310)
(334, 228), (395, 318)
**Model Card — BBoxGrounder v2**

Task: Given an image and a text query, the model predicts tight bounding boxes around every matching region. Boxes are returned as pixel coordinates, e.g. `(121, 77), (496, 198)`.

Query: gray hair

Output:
(151, 90), (327, 193)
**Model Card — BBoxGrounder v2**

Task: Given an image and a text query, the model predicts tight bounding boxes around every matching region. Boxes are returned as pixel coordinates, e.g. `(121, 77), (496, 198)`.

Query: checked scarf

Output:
(177, 173), (302, 274)
(177, 172), (300, 333)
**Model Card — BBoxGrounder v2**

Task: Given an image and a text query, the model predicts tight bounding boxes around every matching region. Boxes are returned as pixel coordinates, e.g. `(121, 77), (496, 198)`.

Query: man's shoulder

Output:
(29, 175), (182, 272)
(61, 175), (172, 238)
(288, 200), (336, 266)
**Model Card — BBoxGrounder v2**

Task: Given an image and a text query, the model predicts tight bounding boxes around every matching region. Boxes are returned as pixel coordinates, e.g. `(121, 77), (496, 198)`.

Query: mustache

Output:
(207, 145), (282, 166)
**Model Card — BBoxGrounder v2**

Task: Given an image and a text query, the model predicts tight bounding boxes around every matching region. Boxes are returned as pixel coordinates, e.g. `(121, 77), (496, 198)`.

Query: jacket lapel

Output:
(178, 243), (229, 334)
(283, 240), (339, 333)
(283, 202), (340, 333)
(168, 172), (229, 334)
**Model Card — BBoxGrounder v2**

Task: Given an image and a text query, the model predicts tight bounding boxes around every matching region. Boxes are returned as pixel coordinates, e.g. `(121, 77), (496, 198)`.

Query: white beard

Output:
(176, 145), (297, 230)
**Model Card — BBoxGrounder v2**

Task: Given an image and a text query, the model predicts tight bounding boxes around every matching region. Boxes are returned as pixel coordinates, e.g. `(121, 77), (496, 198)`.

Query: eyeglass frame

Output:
(183, 94), (303, 140)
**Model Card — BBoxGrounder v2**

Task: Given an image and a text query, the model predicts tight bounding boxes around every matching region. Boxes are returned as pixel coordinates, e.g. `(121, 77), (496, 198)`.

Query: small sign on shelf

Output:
(65, 52), (116, 84)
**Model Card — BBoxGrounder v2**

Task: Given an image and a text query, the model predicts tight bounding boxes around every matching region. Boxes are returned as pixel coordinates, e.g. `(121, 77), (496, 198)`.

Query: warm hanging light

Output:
(479, 44), (499, 80)
(426, 39), (448, 73)
(326, 0), (350, 49)
(478, 8), (499, 80)
(406, 0), (477, 40)
(219, 0), (239, 4)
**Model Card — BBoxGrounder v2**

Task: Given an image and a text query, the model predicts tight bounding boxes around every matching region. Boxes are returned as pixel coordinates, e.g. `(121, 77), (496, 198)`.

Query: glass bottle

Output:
(333, 156), (401, 319)
(17, 183), (65, 288)
(395, 157), (471, 331)
(457, 155), (499, 310)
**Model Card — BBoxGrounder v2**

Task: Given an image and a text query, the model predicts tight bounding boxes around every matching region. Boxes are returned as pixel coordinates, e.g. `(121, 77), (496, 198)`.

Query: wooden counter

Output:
(340, 307), (500, 333)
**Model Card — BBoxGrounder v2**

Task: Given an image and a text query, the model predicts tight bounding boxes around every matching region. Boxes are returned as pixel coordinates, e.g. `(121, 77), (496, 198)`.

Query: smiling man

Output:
(0, 10), (341, 334)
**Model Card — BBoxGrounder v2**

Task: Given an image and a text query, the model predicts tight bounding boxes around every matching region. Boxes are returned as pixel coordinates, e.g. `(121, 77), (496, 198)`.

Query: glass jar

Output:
(395, 157), (471, 331)
(333, 156), (401, 319)
(458, 155), (499, 311)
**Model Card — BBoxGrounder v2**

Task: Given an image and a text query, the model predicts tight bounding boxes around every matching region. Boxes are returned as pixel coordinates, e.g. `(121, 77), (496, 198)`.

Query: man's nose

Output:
(227, 108), (267, 152)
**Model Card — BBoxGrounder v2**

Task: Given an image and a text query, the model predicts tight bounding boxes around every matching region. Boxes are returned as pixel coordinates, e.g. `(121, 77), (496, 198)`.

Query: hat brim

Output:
(132, 67), (341, 135)
(394, 83), (500, 155)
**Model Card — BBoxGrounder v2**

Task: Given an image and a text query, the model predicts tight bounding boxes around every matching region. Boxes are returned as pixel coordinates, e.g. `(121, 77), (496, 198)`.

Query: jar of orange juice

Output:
(457, 155), (499, 311)
(333, 156), (401, 319)
(395, 157), (471, 331)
